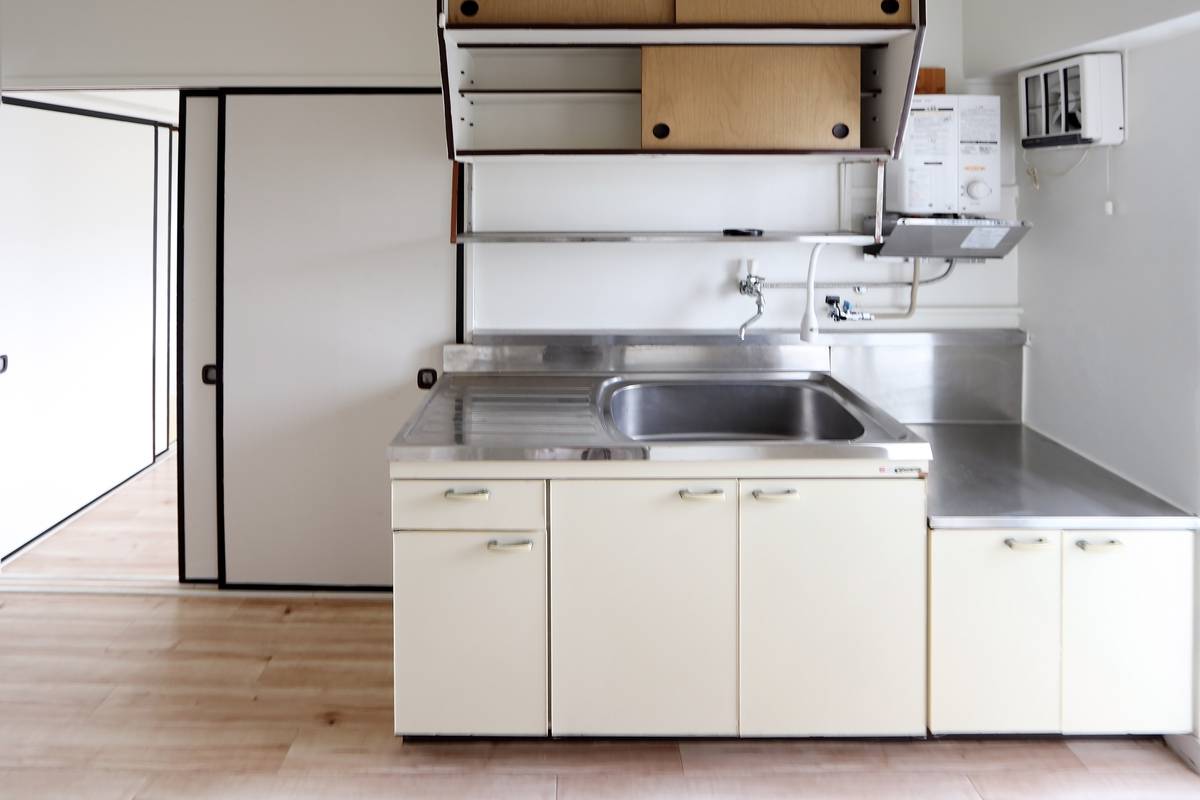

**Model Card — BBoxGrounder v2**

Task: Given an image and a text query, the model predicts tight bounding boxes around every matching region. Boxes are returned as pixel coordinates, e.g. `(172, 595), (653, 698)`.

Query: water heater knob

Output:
(966, 180), (993, 201)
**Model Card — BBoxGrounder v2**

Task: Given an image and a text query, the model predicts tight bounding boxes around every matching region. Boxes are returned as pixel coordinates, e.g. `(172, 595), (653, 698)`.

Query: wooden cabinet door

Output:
(676, 0), (912, 25)
(642, 46), (861, 151)
(740, 480), (926, 736)
(929, 531), (1062, 734)
(393, 530), (547, 735)
(448, 0), (675, 25)
(1062, 531), (1194, 734)
(550, 480), (738, 735)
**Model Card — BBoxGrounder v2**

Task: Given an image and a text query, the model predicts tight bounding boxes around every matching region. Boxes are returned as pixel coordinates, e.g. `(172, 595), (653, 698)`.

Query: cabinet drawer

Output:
(676, 0), (912, 25)
(394, 530), (547, 735)
(448, 0), (675, 26)
(391, 480), (545, 531)
(641, 46), (861, 151)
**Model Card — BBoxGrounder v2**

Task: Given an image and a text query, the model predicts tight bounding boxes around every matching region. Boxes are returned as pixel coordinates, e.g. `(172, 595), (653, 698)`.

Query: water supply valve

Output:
(825, 296), (875, 323)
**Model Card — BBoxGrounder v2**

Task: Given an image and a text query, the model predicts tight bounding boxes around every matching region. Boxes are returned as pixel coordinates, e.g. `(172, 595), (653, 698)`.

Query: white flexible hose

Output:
(799, 243), (826, 343)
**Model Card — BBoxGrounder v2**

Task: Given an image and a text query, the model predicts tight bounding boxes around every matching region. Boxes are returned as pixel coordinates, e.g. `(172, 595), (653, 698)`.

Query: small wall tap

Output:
(737, 260), (766, 341)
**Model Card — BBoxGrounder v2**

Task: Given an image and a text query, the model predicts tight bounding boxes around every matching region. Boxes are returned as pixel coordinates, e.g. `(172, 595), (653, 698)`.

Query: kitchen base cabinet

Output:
(929, 531), (1062, 734)
(739, 480), (927, 736)
(393, 530), (547, 736)
(549, 480), (738, 736)
(1062, 531), (1194, 735)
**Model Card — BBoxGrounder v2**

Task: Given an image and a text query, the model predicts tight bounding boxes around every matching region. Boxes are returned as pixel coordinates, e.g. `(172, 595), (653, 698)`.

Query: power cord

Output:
(1023, 147), (1090, 191)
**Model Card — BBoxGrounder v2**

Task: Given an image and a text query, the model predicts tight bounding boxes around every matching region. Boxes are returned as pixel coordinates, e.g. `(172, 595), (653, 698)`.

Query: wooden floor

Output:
(1, 592), (1197, 800)
(0, 452), (178, 582)
(1, 452), (1198, 797)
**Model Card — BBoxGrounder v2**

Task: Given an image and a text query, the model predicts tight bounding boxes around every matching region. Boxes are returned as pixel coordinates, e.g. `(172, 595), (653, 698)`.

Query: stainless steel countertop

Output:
(916, 424), (1199, 530)
(389, 372), (933, 463)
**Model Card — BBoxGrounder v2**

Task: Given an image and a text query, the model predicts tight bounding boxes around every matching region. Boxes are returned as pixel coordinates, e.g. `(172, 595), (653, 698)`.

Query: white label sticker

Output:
(960, 227), (1010, 250)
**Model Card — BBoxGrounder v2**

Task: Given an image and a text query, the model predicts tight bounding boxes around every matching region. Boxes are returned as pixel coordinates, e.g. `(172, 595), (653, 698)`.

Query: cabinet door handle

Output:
(1004, 537), (1053, 551)
(487, 539), (534, 553)
(444, 489), (491, 502)
(1076, 539), (1124, 553)
(679, 489), (726, 502)
(752, 488), (800, 502)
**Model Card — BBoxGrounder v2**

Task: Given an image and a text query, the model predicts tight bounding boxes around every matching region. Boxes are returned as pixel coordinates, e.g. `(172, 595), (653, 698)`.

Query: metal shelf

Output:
(456, 231), (879, 245)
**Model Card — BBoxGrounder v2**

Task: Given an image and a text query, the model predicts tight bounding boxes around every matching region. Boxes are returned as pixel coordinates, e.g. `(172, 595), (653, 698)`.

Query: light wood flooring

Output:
(1, 452), (1198, 798)
(0, 452), (178, 582)
(0, 590), (1198, 798)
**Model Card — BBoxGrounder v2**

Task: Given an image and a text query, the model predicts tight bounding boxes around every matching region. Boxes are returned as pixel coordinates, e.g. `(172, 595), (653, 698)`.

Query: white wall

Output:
(0, 102), (156, 559)
(0, 0), (439, 89)
(1013, 24), (1200, 751)
(1019, 33), (1200, 517)
(963, 0), (1200, 76)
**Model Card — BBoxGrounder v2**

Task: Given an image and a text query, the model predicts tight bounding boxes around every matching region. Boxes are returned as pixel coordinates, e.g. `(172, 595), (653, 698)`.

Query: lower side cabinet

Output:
(930, 529), (1194, 735)
(393, 530), (548, 736)
(929, 530), (1063, 734)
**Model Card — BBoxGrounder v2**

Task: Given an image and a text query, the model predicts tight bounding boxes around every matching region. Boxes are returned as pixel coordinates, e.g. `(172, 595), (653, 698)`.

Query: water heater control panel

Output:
(886, 95), (1002, 216)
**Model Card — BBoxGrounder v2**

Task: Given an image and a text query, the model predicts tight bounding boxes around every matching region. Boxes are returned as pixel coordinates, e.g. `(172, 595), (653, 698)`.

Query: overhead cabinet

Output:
(438, 3), (923, 157)
(641, 46), (861, 150)
(675, 0), (912, 25)
(448, 0), (675, 25)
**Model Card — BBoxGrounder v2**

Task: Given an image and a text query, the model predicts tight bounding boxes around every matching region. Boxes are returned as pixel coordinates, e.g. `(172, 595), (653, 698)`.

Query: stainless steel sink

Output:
(607, 381), (866, 442)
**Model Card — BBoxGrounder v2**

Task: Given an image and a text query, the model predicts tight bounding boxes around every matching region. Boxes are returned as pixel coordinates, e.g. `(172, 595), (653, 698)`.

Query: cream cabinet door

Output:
(929, 530), (1062, 734)
(740, 480), (926, 736)
(393, 530), (547, 736)
(1062, 531), (1194, 734)
(550, 480), (738, 736)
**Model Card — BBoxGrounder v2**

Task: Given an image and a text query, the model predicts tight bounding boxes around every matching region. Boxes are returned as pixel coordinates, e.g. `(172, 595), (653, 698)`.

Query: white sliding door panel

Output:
(179, 96), (220, 581)
(154, 125), (171, 455)
(0, 103), (154, 559)
(222, 94), (453, 586)
(168, 129), (180, 446)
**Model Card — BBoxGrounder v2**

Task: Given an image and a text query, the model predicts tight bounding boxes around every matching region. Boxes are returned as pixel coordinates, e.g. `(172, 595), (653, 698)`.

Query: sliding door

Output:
(0, 103), (155, 559)
(220, 92), (453, 587)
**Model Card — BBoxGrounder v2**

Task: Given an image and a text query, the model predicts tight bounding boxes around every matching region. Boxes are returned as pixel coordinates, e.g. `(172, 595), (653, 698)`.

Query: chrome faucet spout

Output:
(738, 295), (765, 341)
(737, 271), (767, 341)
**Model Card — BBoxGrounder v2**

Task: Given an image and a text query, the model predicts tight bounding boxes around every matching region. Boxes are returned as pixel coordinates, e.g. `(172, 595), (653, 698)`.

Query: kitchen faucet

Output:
(737, 264), (766, 341)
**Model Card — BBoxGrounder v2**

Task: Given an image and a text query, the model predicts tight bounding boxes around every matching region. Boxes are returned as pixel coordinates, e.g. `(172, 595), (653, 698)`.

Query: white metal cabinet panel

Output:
(740, 479), (927, 736)
(1062, 531), (1194, 734)
(929, 530), (1062, 734)
(391, 480), (545, 531)
(0, 103), (155, 561)
(179, 95), (220, 581)
(550, 480), (738, 736)
(393, 530), (548, 736)
(221, 94), (454, 586)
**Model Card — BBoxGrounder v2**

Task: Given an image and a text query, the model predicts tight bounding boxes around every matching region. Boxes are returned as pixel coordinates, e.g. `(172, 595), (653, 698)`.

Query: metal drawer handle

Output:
(752, 489), (801, 502)
(1076, 539), (1124, 553)
(679, 489), (726, 502)
(444, 489), (490, 502)
(1004, 537), (1052, 551)
(487, 539), (533, 553)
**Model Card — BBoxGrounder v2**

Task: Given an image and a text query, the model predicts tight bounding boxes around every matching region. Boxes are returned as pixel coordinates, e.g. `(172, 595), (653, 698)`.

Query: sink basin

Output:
(606, 381), (866, 442)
